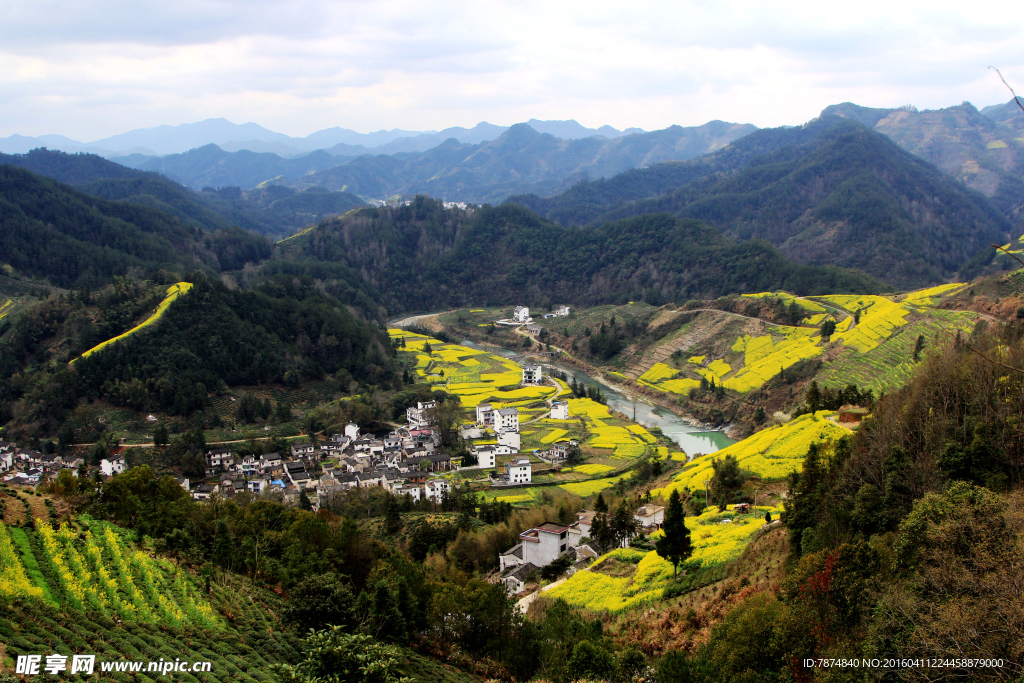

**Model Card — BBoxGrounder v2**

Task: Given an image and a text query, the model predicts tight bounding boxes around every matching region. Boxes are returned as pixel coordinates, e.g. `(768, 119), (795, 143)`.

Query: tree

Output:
(564, 443), (583, 466)
(711, 454), (747, 505)
(656, 490), (693, 578)
(610, 501), (639, 548)
(806, 380), (822, 413)
(913, 333), (926, 361)
(384, 496), (403, 534)
(299, 489), (313, 511)
(275, 626), (410, 683)
(282, 573), (357, 633)
(820, 319), (837, 341)
(153, 423), (169, 447)
(764, 511), (772, 524)
(566, 641), (616, 683)
(425, 397), (463, 448)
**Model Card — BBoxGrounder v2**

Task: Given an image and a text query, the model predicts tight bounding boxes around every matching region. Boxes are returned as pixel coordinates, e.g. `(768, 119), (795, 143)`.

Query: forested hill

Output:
(1, 148), (367, 240)
(510, 120), (1011, 289)
(275, 197), (884, 315)
(0, 164), (278, 287)
(0, 164), (213, 288)
(509, 115), (854, 226)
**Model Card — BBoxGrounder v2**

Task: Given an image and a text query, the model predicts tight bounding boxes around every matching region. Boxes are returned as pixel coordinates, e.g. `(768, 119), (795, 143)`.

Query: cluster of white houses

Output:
(0, 441), (89, 485)
(498, 504), (666, 595)
(192, 415), (457, 508)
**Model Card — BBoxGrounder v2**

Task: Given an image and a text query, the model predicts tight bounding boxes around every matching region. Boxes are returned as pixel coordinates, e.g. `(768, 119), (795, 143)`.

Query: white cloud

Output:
(1, 0), (1023, 139)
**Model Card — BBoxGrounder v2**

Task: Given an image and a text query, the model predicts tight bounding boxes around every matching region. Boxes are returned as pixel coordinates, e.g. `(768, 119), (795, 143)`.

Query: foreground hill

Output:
(274, 197), (884, 315)
(0, 164), (228, 288)
(512, 120), (1011, 288)
(0, 274), (394, 438)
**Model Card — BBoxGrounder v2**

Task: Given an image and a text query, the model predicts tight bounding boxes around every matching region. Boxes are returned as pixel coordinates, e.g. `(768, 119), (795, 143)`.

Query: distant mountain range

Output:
(112, 121), (756, 202)
(0, 118), (646, 158)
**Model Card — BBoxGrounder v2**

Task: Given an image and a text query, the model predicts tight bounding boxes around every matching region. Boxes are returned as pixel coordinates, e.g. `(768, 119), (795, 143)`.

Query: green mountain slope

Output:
(1, 149), (366, 240)
(515, 121), (1011, 288)
(0, 274), (394, 437)
(824, 100), (1024, 228)
(0, 165), (217, 288)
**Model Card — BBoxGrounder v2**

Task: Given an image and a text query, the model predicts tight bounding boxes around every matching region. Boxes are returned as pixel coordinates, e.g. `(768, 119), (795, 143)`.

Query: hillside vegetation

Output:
(0, 275), (394, 439)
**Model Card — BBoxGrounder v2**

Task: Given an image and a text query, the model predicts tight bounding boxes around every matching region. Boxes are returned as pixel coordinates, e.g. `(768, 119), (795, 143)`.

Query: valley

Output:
(1, 96), (1023, 683)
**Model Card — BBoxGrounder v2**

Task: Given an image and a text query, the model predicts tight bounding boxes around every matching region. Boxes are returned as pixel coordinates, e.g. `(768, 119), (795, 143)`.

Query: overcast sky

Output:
(2, 0), (1023, 140)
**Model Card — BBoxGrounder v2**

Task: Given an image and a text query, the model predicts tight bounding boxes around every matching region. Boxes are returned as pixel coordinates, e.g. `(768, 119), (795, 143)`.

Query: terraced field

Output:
(627, 285), (980, 396)
(658, 411), (851, 499)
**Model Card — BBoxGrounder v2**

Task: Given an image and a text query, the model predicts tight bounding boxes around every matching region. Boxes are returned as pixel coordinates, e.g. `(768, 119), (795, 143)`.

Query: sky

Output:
(2, 0), (1024, 140)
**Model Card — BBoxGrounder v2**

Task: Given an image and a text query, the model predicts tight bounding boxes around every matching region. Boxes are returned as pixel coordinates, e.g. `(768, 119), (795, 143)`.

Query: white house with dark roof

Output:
(501, 562), (538, 595)
(495, 407), (519, 433)
(100, 456), (126, 478)
(501, 521), (581, 570)
(475, 402), (495, 426)
(424, 478), (450, 503)
(522, 364), (542, 384)
(206, 447), (233, 469)
(507, 458), (531, 484)
(513, 306), (530, 323)
(556, 305), (570, 316)
(635, 504), (666, 529)
(497, 430), (521, 451)
(471, 444), (497, 468)
(406, 401), (436, 428)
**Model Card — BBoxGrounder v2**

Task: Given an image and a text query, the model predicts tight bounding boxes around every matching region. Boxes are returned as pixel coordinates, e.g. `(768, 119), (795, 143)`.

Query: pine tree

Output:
(913, 334), (926, 362)
(806, 381), (822, 413)
(384, 497), (403, 534)
(656, 489), (692, 578)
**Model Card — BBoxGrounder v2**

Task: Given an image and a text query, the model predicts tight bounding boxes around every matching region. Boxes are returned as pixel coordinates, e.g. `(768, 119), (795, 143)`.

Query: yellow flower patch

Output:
(639, 363), (680, 383)
(664, 412), (851, 496)
(541, 429), (569, 444)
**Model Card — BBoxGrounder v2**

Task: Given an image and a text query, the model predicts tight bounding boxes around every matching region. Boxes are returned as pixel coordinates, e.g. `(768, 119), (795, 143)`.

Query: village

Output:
(0, 303), (685, 597)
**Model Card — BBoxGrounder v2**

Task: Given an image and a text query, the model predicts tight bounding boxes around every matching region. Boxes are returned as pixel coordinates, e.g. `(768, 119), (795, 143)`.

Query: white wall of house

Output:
(507, 459), (531, 483)
(550, 402), (569, 420)
(497, 430), (521, 450)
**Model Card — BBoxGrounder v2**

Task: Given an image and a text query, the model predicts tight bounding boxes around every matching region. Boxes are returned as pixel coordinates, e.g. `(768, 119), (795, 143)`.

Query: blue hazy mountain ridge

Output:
(111, 120), (755, 202)
(0, 117), (650, 159)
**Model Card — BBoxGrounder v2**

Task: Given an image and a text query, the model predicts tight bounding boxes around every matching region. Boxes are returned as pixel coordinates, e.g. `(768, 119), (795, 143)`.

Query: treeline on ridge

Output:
(276, 196), (884, 315)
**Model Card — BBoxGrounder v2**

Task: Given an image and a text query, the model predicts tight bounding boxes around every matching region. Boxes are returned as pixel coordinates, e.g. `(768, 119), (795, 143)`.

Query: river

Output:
(458, 339), (735, 456)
